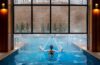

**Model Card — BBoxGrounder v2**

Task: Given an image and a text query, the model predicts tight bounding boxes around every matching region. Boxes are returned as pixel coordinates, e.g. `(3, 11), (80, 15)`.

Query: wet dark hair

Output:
(50, 45), (53, 50)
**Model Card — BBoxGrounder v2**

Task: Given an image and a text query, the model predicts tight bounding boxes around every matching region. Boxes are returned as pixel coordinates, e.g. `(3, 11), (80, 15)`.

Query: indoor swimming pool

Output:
(0, 34), (100, 65)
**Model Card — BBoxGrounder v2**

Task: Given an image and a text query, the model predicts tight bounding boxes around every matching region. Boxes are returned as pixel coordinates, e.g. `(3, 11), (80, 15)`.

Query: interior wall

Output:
(0, 0), (8, 52)
(8, 0), (13, 51)
(91, 0), (100, 52)
(0, 0), (13, 52)
(88, 0), (92, 51)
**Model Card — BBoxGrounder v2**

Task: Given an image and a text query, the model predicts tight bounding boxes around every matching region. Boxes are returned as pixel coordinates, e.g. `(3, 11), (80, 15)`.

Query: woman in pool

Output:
(39, 45), (63, 56)
(49, 45), (54, 56)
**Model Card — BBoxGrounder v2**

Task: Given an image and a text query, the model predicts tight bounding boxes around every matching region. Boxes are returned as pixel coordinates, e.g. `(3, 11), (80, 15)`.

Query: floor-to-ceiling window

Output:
(13, 0), (88, 49)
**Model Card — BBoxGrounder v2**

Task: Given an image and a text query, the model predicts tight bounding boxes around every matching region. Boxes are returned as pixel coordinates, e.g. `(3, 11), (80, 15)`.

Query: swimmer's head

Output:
(50, 45), (53, 50)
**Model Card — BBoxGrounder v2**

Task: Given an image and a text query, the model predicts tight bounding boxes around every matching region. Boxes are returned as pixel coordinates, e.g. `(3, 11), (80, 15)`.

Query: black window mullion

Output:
(69, 5), (87, 6)
(31, 0), (33, 33)
(14, 33), (87, 34)
(49, 0), (51, 33)
(14, 4), (31, 6)
(68, 0), (70, 33)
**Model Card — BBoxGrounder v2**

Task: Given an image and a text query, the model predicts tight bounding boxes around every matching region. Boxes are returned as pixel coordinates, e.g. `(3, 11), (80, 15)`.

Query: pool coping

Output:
(84, 50), (100, 60)
(0, 43), (25, 61)
(74, 43), (100, 60)
(0, 48), (19, 61)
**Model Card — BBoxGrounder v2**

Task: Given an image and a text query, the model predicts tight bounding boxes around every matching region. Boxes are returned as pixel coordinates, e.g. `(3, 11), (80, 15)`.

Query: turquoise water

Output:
(0, 34), (100, 65)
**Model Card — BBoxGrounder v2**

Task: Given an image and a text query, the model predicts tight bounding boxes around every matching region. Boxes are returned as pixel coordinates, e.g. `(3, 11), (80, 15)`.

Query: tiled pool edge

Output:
(0, 41), (26, 61)
(0, 49), (18, 61)
(0, 44), (25, 61)
(74, 43), (100, 60)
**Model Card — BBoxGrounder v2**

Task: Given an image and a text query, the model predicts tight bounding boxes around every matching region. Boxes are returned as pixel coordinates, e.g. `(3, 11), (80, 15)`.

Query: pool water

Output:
(0, 45), (100, 65)
(0, 34), (100, 65)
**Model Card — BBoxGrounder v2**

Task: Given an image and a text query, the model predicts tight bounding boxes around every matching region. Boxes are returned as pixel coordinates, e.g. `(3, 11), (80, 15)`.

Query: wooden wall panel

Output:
(0, 0), (8, 52)
(92, 0), (100, 52)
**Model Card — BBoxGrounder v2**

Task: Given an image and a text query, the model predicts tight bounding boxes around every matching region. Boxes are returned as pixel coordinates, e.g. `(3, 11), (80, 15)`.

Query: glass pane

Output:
(33, 6), (50, 33)
(33, 0), (50, 4)
(70, 6), (87, 33)
(14, 0), (31, 4)
(52, 0), (69, 4)
(52, 6), (68, 33)
(70, 0), (87, 5)
(14, 6), (31, 33)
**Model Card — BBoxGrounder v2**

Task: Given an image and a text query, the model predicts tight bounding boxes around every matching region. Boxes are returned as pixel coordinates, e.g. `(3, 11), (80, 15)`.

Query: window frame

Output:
(12, 0), (88, 49)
